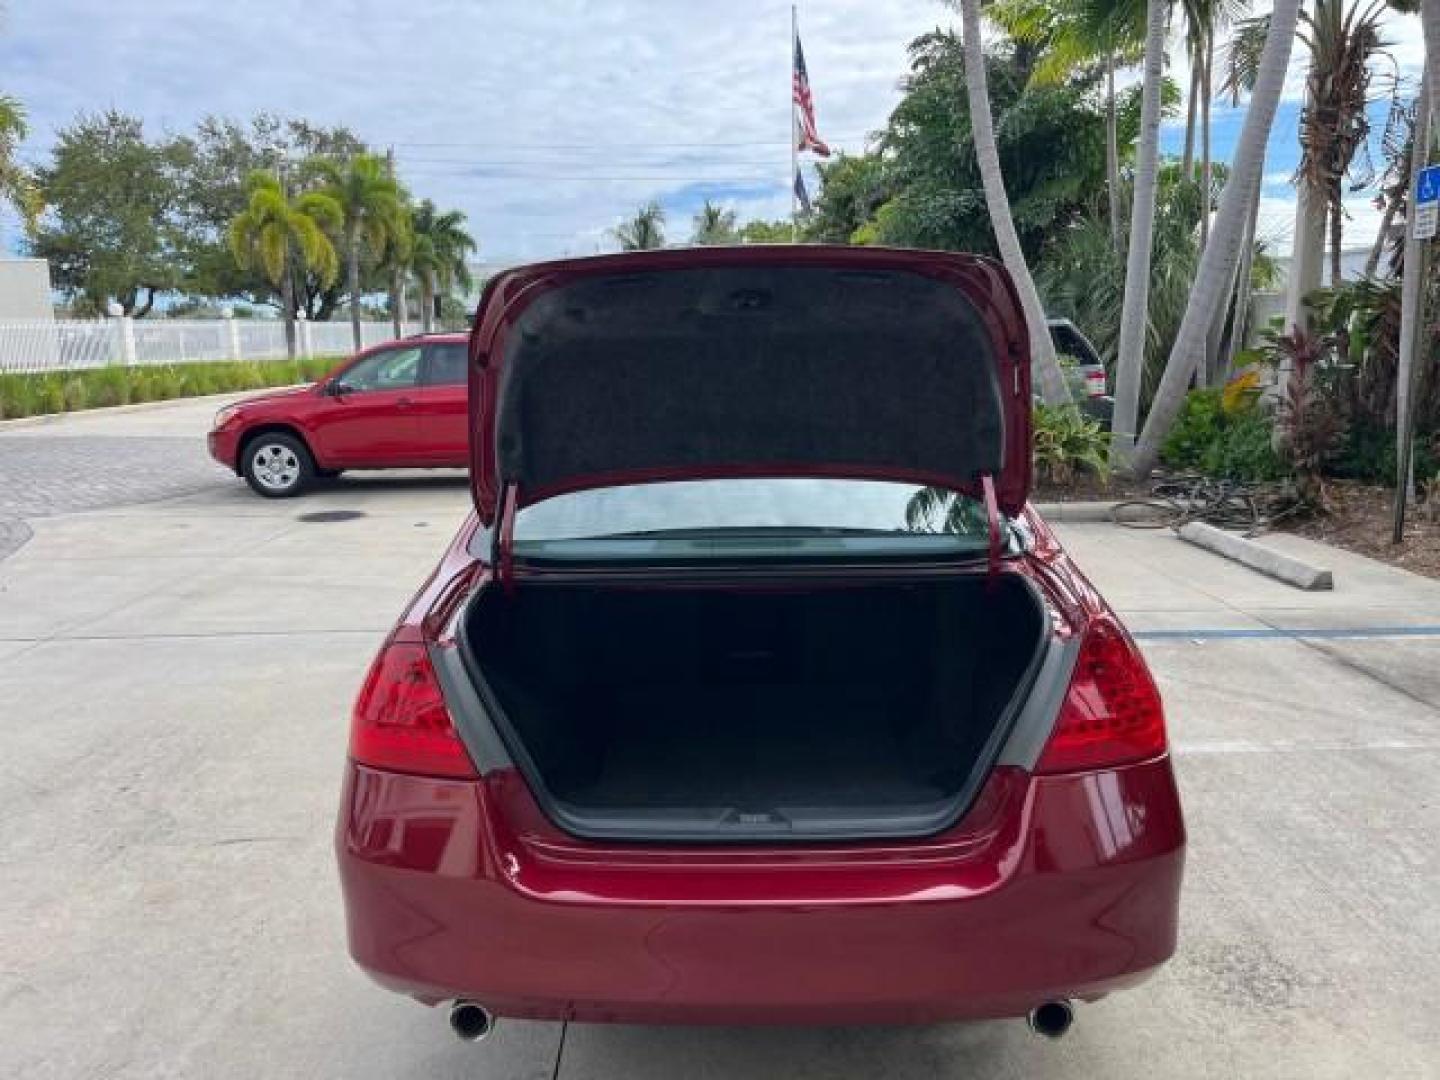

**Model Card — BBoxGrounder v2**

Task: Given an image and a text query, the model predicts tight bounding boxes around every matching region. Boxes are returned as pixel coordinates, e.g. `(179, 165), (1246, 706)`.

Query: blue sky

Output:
(0, 1), (1428, 265)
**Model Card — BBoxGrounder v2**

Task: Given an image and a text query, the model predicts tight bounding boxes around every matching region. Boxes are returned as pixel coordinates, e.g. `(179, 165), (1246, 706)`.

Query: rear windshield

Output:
(511, 479), (995, 560)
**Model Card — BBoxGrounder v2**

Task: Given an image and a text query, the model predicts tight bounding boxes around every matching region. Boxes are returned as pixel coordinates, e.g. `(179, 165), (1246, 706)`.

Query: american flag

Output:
(793, 33), (830, 157)
(794, 168), (812, 213)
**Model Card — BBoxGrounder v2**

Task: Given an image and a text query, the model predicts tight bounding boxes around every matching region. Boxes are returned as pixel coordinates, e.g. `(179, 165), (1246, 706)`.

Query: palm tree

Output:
(1111, 0), (1171, 463)
(228, 171), (342, 358)
(611, 202), (667, 250)
(0, 95), (39, 245)
(1236, 2), (1398, 332)
(1425, 1), (1440, 112)
(315, 153), (406, 350)
(410, 200), (477, 333)
(692, 200), (738, 245)
(380, 205), (414, 337)
(950, 0), (1072, 405)
(1130, 0), (1303, 476)
(987, 0), (1146, 251)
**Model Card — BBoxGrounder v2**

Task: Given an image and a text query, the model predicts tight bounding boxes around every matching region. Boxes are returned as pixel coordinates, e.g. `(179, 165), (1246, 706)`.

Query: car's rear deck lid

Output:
(469, 246), (1032, 525)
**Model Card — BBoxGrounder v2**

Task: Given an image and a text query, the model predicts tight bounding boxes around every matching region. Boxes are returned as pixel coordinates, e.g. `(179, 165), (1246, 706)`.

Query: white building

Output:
(0, 259), (53, 321)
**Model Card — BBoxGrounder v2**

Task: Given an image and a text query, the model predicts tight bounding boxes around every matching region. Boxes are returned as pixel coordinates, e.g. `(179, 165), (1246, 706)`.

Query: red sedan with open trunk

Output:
(335, 246), (1185, 1043)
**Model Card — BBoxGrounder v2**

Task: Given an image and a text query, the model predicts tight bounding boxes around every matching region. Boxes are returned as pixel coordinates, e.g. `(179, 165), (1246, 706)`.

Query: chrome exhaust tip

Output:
(1027, 999), (1074, 1039)
(448, 1000), (495, 1042)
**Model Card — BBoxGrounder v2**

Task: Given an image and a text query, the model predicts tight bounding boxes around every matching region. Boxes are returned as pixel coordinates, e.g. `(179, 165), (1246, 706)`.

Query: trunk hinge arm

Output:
(980, 472), (1002, 582)
(492, 481), (519, 593)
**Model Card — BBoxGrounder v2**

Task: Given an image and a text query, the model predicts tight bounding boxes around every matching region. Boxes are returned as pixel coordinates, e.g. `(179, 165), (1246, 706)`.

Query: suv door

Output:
(409, 341), (470, 465)
(311, 344), (425, 467)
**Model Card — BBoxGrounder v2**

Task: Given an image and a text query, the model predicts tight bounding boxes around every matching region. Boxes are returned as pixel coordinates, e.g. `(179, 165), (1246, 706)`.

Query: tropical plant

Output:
(1130, 0), (1302, 476)
(947, 0), (1071, 405)
(1032, 402), (1111, 483)
(611, 202), (666, 250)
(315, 153), (406, 349)
(858, 29), (1113, 265)
(1232, 1), (1398, 331)
(227, 171), (341, 357)
(0, 95), (38, 238)
(1159, 385), (1285, 479)
(1266, 328), (1349, 503)
(691, 200), (738, 245)
(986, 0), (1146, 250)
(410, 199), (477, 332)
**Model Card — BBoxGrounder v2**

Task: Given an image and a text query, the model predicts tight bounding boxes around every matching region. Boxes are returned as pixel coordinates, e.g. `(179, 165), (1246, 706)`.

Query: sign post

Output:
(1413, 163), (1440, 240)
(1392, 159), (1439, 543)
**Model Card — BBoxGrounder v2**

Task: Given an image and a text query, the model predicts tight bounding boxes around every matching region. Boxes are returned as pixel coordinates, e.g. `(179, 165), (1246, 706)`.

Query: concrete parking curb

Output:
(0, 387), (305, 430)
(1031, 501), (1119, 522)
(1178, 521), (1334, 590)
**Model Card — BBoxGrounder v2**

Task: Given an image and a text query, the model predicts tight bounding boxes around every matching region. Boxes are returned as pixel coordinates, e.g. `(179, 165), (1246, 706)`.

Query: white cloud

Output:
(0, 0), (950, 264)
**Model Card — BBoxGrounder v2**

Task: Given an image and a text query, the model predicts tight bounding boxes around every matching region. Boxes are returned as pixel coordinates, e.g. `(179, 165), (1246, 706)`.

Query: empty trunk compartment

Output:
(461, 574), (1049, 841)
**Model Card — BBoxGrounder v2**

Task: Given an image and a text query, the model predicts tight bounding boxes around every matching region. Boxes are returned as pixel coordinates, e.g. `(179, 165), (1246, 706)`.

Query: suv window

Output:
(338, 346), (422, 392)
(425, 343), (468, 386)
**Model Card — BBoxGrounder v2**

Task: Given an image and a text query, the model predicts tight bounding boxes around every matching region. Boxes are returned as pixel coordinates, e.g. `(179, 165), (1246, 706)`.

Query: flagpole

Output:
(790, 3), (798, 242)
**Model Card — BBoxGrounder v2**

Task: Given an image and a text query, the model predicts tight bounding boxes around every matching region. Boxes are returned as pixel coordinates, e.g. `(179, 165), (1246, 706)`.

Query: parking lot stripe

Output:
(1132, 626), (1440, 641)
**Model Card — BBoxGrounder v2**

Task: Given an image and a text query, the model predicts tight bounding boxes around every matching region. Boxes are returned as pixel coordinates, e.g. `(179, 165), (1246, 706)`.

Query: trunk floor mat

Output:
(568, 683), (948, 809)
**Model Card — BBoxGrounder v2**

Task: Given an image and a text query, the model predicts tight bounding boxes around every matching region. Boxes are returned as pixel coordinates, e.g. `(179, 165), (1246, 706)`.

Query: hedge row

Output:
(0, 357), (344, 420)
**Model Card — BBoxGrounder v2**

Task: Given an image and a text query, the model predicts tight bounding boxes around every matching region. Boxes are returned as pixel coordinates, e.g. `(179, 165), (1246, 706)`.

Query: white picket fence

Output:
(0, 315), (403, 375)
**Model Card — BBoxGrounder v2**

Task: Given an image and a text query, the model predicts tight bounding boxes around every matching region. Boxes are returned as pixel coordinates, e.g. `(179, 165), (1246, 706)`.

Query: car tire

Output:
(242, 433), (314, 498)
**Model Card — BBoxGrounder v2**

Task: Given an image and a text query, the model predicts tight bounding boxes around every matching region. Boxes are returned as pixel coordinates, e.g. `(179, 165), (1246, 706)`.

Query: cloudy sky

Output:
(0, 0), (1430, 266)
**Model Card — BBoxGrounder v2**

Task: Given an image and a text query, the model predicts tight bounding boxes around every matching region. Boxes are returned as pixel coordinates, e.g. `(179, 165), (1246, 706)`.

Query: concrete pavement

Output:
(1, 397), (1438, 1078)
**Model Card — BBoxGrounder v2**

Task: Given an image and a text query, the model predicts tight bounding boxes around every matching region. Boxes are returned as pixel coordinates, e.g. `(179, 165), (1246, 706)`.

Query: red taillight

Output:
(1036, 617), (1167, 774)
(1085, 370), (1108, 398)
(348, 638), (478, 779)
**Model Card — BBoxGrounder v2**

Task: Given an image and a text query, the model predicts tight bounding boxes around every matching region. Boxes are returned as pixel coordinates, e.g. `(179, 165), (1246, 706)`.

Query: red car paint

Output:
(335, 248), (1186, 1027)
(207, 334), (470, 476)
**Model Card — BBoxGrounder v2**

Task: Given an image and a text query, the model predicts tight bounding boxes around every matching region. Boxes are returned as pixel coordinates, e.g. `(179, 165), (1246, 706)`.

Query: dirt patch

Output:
(1283, 481), (1440, 581)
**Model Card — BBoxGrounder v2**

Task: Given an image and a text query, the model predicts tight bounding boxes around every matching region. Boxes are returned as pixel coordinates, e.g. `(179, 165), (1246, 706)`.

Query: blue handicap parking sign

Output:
(1418, 164), (1440, 205)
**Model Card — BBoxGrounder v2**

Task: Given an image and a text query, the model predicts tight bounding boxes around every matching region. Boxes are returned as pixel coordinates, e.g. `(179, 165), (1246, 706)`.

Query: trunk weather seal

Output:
(451, 569), (1053, 845)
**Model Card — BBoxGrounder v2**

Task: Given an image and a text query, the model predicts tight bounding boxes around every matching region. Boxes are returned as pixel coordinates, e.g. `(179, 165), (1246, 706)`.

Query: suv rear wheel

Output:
(242, 432), (314, 498)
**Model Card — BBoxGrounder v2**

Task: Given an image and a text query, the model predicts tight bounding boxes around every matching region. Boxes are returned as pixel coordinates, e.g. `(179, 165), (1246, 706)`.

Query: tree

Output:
(736, 218), (795, 244)
(987, 0), (1147, 250)
(806, 153), (891, 243)
(227, 171), (341, 357)
(172, 113), (365, 316)
(950, 0), (1071, 405)
(1130, 0), (1302, 475)
(316, 153), (406, 350)
(1233, 3), (1398, 333)
(410, 199), (477, 333)
(1111, 0), (1170, 462)
(691, 200), (738, 245)
(0, 95), (38, 244)
(380, 205), (414, 337)
(612, 202), (666, 250)
(852, 30), (1116, 263)
(30, 111), (186, 316)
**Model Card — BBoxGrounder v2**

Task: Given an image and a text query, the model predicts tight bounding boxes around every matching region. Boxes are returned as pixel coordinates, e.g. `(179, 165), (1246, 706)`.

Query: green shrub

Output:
(1334, 420), (1440, 485)
(0, 353), (378, 420)
(1033, 402), (1109, 485)
(1161, 388), (1285, 481)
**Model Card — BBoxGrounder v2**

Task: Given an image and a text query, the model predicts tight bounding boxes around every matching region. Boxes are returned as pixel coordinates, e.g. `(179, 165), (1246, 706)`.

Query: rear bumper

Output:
(336, 758), (1184, 1025)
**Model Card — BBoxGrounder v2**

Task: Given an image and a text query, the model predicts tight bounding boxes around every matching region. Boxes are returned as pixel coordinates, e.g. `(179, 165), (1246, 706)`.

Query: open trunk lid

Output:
(467, 247), (1033, 531)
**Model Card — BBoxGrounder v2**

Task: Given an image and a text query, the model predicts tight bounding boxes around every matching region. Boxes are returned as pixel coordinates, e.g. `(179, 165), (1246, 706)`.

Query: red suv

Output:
(335, 247), (1184, 1043)
(208, 333), (470, 496)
